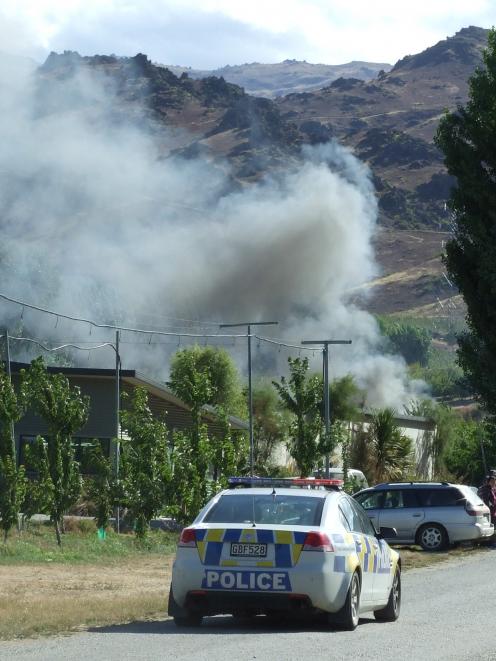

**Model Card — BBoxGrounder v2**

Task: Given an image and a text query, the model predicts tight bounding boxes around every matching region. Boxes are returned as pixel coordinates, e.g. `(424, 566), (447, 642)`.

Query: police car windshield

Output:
(203, 494), (324, 526)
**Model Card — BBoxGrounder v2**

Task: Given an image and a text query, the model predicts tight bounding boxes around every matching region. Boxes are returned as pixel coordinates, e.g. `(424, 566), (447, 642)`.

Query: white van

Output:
(314, 468), (369, 489)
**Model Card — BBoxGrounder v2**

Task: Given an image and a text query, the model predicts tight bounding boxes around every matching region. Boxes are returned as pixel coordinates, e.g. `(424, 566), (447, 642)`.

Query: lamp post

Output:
(301, 339), (352, 478)
(220, 321), (278, 476)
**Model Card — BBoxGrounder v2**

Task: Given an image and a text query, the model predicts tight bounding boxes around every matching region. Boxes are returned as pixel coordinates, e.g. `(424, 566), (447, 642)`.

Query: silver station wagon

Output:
(354, 481), (494, 551)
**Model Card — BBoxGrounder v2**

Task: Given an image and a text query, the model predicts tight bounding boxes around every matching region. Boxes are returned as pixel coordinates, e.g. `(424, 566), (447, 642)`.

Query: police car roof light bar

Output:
(228, 477), (343, 491)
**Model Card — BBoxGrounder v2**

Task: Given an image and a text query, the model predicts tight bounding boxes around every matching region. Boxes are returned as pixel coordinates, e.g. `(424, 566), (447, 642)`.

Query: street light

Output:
(220, 321), (278, 476)
(301, 339), (352, 478)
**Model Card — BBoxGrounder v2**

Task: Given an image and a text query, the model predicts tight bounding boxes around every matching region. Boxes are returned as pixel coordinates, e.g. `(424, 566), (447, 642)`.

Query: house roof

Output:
(360, 411), (436, 432)
(9, 362), (249, 432)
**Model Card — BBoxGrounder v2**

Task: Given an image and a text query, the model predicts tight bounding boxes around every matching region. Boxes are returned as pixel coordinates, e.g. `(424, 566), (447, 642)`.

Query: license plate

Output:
(231, 542), (267, 557)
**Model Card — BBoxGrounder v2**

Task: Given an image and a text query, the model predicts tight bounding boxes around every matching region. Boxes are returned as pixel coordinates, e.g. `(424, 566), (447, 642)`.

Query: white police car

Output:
(168, 477), (401, 630)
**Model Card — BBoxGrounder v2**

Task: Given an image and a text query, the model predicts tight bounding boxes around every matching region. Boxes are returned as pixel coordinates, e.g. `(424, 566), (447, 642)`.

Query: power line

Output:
(0, 292), (247, 339)
(2, 335), (116, 354)
(0, 292), (327, 352)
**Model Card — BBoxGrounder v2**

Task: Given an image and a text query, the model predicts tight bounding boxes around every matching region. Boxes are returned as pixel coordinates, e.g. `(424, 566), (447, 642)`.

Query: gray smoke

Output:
(0, 52), (427, 409)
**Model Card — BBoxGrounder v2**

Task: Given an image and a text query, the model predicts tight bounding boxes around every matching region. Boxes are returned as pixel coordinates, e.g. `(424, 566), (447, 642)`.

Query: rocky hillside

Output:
(161, 59), (391, 98)
(277, 26), (489, 229)
(30, 28), (490, 315)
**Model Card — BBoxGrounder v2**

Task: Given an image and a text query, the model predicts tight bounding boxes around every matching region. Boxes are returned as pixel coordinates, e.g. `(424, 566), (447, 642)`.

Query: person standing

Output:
(478, 475), (496, 524)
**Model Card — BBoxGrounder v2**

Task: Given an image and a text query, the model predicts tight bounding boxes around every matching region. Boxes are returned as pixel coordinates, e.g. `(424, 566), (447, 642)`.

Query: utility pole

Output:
(3, 329), (16, 459)
(115, 330), (121, 534)
(220, 321), (278, 476)
(301, 339), (352, 478)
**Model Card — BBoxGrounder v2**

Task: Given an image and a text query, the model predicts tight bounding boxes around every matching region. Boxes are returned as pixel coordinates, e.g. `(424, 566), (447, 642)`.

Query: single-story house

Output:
(9, 362), (248, 474)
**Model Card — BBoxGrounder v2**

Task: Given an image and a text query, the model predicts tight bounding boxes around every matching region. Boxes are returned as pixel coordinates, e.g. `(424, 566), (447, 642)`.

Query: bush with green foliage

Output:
(435, 29), (496, 414)
(21, 357), (89, 546)
(120, 387), (172, 539)
(273, 357), (323, 477)
(0, 363), (26, 541)
(378, 317), (431, 366)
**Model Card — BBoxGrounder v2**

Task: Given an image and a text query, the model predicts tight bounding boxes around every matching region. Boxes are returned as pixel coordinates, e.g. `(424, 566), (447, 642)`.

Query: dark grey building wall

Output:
(13, 375), (117, 457)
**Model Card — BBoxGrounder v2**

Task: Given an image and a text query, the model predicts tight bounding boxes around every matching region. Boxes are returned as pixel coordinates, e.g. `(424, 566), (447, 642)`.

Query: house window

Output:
(18, 435), (110, 475)
(73, 438), (111, 475)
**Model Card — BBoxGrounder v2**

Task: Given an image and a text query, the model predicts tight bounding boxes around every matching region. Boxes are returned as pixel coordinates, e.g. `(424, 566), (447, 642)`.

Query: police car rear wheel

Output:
(374, 566), (401, 622)
(332, 571), (360, 630)
(173, 614), (203, 627)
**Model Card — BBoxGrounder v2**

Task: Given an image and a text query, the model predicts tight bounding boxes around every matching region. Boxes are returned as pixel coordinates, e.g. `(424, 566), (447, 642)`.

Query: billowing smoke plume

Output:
(0, 52), (427, 409)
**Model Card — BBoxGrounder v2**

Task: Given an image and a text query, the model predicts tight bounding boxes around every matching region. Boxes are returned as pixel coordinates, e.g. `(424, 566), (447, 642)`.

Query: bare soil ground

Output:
(0, 544), (484, 640)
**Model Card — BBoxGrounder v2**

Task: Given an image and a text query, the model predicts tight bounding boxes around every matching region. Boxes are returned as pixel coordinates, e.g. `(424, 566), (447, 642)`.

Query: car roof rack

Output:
(227, 477), (343, 491)
(374, 481), (450, 488)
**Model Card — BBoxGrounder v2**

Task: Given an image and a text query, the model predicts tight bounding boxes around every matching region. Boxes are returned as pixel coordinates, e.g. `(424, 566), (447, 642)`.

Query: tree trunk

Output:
(54, 519), (62, 547)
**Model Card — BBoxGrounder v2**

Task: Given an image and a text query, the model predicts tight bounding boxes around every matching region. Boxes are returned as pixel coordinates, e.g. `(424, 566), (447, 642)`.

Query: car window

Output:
(382, 489), (419, 508)
(338, 506), (351, 532)
(338, 497), (362, 533)
(354, 490), (383, 510)
(202, 494), (325, 525)
(340, 496), (376, 536)
(349, 498), (377, 536)
(418, 488), (465, 507)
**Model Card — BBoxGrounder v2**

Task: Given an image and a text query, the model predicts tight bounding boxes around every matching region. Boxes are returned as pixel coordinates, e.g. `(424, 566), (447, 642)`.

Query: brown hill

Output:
(31, 29), (491, 316)
(277, 26), (489, 229)
(161, 59), (391, 98)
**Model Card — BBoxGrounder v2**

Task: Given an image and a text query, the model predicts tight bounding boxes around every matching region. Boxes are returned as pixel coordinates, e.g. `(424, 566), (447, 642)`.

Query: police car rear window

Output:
(203, 494), (325, 526)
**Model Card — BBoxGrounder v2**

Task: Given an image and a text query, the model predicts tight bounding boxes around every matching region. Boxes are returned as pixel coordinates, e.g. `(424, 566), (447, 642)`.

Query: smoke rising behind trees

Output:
(0, 53), (427, 409)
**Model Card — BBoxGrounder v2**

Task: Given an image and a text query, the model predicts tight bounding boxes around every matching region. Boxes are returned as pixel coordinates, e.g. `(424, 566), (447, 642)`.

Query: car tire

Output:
(168, 587), (203, 627)
(374, 566), (401, 622)
(332, 571), (361, 630)
(416, 523), (448, 551)
(173, 614), (203, 627)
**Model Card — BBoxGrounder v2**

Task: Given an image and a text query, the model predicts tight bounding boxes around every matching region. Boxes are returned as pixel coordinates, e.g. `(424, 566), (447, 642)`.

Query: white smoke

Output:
(0, 51), (427, 409)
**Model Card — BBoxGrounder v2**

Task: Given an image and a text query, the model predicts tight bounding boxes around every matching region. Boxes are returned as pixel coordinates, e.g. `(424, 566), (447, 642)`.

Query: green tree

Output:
(169, 345), (245, 417)
(273, 357), (323, 477)
(86, 445), (115, 531)
(252, 382), (289, 475)
(169, 426), (212, 525)
(0, 363), (26, 541)
(21, 436), (53, 528)
(120, 387), (172, 539)
(443, 418), (495, 485)
(435, 29), (496, 413)
(168, 345), (248, 520)
(22, 357), (89, 546)
(378, 318), (431, 366)
(367, 408), (412, 483)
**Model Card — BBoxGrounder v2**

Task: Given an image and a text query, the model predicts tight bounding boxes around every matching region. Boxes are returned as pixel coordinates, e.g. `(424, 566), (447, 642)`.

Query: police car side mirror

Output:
(376, 526), (397, 539)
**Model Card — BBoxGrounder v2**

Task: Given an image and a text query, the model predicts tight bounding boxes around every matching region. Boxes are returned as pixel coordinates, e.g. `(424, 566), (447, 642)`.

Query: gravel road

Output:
(2, 549), (496, 661)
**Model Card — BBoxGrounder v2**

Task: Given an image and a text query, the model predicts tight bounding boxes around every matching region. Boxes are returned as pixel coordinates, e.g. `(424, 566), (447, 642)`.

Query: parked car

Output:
(313, 468), (369, 489)
(169, 477), (401, 630)
(353, 481), (494, 551)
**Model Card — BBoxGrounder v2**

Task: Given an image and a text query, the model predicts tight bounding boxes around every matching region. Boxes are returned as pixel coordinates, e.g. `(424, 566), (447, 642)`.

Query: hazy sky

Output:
(1, 0), (494, 69)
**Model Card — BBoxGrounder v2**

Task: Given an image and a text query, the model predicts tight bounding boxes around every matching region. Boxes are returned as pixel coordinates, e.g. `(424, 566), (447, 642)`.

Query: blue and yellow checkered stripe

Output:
(195, 528), (307, 567)
(330, 533), (393, 575)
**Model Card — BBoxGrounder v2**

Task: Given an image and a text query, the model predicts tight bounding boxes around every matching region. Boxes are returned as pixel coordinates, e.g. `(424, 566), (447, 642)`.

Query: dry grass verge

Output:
(0, 556), (173, 640)
(0, 541), (487, 640)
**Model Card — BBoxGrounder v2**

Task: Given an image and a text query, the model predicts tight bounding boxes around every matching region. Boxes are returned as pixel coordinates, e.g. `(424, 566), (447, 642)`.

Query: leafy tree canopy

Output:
(435, 28), (496, 413)
(168, 345), (245, 417)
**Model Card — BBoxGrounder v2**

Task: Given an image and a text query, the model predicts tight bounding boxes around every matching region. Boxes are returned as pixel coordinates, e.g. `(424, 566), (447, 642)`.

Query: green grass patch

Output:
(0, 522), (179, 565)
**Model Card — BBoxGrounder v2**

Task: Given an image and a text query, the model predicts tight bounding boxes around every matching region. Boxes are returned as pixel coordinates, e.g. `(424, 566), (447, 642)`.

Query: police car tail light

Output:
(302, 531), (334, 552)
(179, 527), (197, 547)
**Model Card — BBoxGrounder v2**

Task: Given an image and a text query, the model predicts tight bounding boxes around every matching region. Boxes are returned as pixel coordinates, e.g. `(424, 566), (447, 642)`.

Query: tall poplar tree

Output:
(435, 29), (496, 413)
